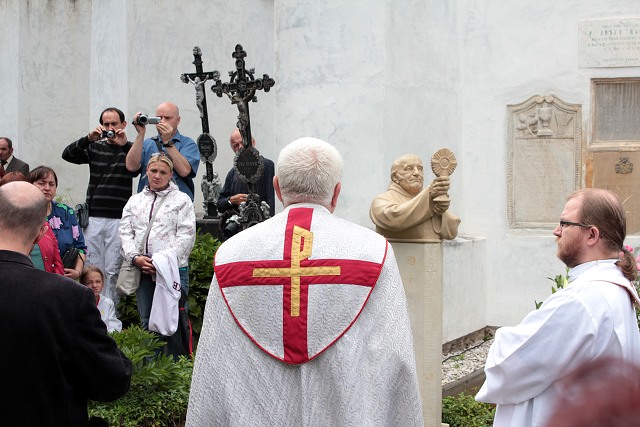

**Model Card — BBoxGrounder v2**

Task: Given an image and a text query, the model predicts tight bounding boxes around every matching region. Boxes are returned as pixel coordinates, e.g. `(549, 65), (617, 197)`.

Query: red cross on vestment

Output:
(215, 207), (385, 364)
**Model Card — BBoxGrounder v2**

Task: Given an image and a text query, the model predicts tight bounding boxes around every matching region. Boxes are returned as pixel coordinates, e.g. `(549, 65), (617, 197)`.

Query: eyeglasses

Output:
(559, 220), (590, 229)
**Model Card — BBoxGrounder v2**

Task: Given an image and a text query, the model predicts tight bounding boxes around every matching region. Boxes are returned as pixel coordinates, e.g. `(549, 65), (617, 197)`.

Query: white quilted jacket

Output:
(119, 182), (196, 267)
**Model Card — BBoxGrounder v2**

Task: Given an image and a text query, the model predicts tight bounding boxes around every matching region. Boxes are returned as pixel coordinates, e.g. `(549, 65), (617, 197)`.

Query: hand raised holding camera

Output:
(88, 125), (104, 142)
(156, 120), (175, 144)
(111, 128), (128, 146)
(132, 112), (147, 135)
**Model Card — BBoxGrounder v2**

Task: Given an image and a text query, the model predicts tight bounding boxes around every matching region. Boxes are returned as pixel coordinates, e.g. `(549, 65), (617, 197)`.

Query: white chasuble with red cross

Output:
(187, 204), (423, 426)
(215, 206), (385, 364)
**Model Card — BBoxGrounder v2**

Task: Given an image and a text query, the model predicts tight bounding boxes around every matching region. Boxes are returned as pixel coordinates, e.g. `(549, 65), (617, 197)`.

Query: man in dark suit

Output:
(0, 136), (30, 176)
(0, 181), (132, 426)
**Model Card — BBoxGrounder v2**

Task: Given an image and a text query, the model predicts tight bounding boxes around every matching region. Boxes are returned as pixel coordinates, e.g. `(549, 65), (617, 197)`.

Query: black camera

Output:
(135, 114), (161, 126)
(101, 130), (116, 139)
(220, 193), (271, 240)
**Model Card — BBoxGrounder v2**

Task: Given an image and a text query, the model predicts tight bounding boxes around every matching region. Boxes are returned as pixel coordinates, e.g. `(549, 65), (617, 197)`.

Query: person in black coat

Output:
(0, 181), (132, 427)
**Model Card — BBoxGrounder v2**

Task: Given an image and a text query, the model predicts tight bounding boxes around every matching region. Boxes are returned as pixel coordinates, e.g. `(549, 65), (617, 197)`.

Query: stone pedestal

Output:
(391, 241), (443, 427)
(196, 217), (224, 242)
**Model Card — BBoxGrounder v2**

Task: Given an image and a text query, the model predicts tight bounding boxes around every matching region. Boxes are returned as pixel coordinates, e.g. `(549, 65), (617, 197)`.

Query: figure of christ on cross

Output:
(214, 207), (385, 364)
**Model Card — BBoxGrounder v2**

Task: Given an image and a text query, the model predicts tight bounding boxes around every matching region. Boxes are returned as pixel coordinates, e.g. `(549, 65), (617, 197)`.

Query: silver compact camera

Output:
(101, 130), (116, 139)
(135, 114), (161, 126)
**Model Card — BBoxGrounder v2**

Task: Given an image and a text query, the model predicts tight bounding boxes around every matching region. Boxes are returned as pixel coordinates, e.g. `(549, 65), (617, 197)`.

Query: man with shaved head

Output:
(0, 182), (131, 426)
(477, 188), (640, 427)
(127, 101), (200, 200)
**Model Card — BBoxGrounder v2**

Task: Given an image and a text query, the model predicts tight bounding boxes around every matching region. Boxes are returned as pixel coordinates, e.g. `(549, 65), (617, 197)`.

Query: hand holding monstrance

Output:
(430, 148), (457, 213)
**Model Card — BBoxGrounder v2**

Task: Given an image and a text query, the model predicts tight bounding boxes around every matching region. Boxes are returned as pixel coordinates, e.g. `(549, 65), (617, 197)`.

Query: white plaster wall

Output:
(275, 1), (387, 223)
(1, 1), (91, 192)
(443, 235), (487, 343)
(0, 0), (20, 150)
(4, 0), (640, 342)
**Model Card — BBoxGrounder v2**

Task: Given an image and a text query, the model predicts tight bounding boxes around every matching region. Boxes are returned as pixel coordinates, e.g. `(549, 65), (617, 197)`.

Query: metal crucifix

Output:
(210, 44), (275, 188)
(180, 47), (222, 218)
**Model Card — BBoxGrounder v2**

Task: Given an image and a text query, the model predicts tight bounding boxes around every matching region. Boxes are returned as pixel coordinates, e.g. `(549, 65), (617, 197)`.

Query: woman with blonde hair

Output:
(119, 152), (195, 358)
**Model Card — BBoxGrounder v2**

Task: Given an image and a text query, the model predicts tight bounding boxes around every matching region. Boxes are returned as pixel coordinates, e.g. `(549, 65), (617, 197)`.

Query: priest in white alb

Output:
(187, 137), (423, 426)
(476, 188), (640, 427)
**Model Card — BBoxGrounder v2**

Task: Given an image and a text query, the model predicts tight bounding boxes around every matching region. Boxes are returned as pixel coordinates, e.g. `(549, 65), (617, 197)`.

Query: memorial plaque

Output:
(507, 95), (582, 229)
(579, 18), (640, 68)
(234, 146), (264, 185)
(197, 133), (217, 162)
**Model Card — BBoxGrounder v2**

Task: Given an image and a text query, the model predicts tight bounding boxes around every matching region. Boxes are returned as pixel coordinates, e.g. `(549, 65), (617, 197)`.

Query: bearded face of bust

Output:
(392, 157), (424, 196)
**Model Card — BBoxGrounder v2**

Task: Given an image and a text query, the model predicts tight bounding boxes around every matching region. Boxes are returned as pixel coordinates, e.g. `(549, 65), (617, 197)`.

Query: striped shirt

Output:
(62, 136), (138, 219)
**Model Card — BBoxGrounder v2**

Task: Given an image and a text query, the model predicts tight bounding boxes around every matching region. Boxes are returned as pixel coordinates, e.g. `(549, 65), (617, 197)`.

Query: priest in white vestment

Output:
(476, 188), (640, 427)
(187, 137), (423, 426)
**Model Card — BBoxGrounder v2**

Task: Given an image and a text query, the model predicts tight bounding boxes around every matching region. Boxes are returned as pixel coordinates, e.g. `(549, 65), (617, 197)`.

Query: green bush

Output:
(117, 294), (140, 329)
(187, 231), (221, 340)
(442, 391), (495, 427)
(89, 326), (193, 427)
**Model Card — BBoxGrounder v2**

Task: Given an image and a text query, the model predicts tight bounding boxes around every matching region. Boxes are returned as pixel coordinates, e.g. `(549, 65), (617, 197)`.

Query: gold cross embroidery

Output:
(253, 225), (341, 317)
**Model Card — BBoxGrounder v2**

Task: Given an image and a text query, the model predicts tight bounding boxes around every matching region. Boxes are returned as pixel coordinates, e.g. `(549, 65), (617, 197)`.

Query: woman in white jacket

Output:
(119, 152), (196, 358)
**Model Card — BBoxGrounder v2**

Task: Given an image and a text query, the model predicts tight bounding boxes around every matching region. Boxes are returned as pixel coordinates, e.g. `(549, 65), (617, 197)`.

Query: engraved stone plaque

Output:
(507, 95), (582, 229)
(234, 146), (264, 185)
(579, 18), (640, 68)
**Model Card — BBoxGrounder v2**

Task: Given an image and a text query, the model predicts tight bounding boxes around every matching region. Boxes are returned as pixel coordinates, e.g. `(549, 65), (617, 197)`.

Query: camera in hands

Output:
(220, 193), (271, 240)
(135, 114), (161, 126)
(101, 130), (116, 139)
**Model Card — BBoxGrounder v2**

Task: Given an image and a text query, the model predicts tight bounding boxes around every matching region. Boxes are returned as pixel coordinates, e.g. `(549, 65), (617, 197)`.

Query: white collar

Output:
(568, 258), (618, 282)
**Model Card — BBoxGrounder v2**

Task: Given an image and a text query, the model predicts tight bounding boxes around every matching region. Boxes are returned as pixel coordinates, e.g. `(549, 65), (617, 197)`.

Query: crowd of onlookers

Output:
(0, 102), (278, 360)
(0, 102), (200, 358)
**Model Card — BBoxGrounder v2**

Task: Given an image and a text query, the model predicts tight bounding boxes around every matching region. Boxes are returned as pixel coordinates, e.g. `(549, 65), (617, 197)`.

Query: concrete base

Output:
(442, 368), (486, 398)
(195, 217), (224, 241)
(391, 241), (443, 427)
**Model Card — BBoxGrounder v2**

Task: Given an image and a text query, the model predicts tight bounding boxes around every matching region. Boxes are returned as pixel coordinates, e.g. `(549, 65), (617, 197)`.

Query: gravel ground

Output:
(442, 338), (493, 385)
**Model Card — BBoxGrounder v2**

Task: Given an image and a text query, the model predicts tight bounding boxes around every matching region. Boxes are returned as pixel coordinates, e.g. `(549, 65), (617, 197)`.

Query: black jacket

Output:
(0, 250), (132, 426)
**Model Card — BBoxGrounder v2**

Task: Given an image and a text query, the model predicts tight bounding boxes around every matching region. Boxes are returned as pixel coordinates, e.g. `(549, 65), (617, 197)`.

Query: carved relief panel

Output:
(507, 95), (582, 229)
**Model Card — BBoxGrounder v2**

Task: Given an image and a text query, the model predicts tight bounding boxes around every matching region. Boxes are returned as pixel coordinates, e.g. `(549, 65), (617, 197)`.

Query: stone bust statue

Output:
(369, 154), (460, 242)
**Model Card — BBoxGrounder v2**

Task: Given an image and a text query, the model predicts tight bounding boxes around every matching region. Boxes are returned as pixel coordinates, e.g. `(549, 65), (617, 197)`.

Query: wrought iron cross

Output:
(180, 46), (220, 135)
(180, 47), (221, 217)
(210, 44), (275, 150)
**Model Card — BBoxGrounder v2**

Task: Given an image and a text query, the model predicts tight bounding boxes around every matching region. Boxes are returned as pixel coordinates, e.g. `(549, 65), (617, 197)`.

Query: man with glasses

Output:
(476, 188), (640, 427)
(62, 107), (135, 303)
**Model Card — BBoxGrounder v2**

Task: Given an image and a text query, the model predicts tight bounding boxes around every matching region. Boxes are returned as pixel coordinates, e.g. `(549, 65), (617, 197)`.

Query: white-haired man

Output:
(187, 137), (423, 426)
